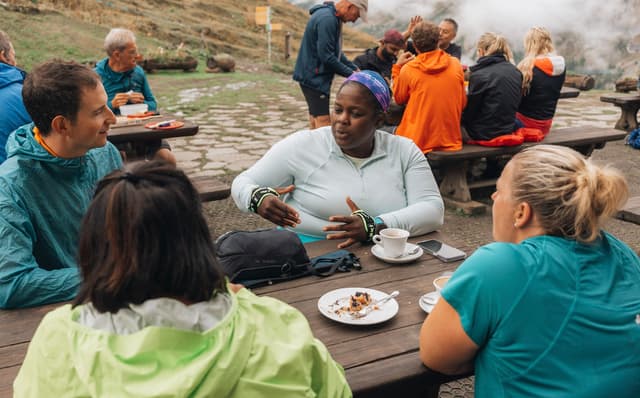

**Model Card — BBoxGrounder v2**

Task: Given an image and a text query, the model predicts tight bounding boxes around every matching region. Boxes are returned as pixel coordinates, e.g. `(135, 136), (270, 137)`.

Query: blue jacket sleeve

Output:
(316, 18), (355, 78)
(0, 201), (80, 309)
(140, 72), (158, 111)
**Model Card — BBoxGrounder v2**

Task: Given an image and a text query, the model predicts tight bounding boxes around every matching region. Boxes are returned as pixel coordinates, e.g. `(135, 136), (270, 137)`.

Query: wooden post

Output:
(284, 31), (291, 61)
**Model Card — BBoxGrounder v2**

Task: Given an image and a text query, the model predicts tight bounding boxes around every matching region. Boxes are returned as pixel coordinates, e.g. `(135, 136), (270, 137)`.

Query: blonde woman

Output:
(418, 145), (640, 397)
(516, 27), (566, 135)
(462, 32), (522, 145)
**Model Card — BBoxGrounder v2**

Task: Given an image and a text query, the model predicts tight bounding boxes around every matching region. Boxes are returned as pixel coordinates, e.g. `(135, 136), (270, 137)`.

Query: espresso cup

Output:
(372, 228), (409, 257)
(433, 275), (451, 294)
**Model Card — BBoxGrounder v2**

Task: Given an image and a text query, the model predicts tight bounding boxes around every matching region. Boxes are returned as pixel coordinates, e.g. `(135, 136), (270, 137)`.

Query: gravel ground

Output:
(164, 79), (639, 397)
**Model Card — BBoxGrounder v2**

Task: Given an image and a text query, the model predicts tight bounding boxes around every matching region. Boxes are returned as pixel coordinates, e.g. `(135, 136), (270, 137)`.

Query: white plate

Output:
(371, 243), (423, 264)
(419, 291), (440, 313)
(317, 287), (399, 325)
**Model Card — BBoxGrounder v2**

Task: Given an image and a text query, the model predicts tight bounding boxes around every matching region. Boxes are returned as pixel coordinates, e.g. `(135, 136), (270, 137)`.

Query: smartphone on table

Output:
(417, 239), (466, 262)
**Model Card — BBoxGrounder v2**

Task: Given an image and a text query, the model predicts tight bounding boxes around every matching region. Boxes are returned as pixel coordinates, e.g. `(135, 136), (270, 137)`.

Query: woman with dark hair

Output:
(232, 70), (444, 247)
(14, 161), (351, 397)
(419, 145), (640, 397)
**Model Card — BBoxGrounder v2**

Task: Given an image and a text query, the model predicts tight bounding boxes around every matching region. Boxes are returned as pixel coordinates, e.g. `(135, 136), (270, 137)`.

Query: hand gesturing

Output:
(323, 196), (368, 248)
(257, 185), (301, 227)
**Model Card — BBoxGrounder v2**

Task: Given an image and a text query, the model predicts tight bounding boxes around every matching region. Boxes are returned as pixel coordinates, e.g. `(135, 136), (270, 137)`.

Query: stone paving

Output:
(159, 79), (639, 398)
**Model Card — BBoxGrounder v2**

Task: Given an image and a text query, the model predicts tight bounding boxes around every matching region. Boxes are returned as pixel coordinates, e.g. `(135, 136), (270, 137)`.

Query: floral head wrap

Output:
(343, 70), (390, 112)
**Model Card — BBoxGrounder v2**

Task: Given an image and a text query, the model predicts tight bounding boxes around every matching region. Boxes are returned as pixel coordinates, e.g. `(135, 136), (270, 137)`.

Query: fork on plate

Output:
(353, 290), (399, 318)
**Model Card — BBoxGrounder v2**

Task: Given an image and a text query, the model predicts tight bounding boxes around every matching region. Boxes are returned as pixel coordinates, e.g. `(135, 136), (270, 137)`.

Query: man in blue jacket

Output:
(0, 30), (31, 163)
(0, 60), (123, 308)
(293, 0), (368, 129)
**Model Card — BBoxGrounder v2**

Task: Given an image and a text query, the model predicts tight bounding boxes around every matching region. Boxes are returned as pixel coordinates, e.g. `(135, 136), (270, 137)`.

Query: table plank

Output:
(0, 342), (28, 369)
(0, 366), (18, 398)
(107, 118), (198, 144)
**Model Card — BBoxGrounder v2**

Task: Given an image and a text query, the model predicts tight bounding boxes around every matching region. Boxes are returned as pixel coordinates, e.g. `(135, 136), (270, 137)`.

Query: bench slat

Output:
(616, 196), (640, 225)
(428, 127), (626, 162)
(191, 176), (231, 202)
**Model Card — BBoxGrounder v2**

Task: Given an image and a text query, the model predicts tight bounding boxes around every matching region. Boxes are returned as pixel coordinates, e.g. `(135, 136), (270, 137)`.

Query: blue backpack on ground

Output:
(627, 128), (640, 149)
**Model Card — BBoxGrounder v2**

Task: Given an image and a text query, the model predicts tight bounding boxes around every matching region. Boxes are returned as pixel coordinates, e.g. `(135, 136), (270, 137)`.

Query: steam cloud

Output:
(291, 0), (640, 75)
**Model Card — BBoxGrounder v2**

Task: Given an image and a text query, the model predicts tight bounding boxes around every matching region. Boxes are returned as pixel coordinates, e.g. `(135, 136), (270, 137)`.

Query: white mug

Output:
(433, 275), (451, 294)
(372, 228), (409, 257)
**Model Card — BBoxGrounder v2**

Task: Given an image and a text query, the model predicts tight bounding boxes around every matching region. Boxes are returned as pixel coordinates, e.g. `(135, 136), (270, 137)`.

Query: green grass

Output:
(149, 69), (302, 116)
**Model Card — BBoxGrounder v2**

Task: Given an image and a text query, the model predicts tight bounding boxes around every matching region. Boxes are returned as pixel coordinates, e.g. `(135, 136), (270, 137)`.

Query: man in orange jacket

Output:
(392, 21), (466, 153)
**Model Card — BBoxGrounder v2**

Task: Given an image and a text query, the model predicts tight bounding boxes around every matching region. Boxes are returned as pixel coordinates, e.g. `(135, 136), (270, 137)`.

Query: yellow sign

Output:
(255, 6), (270, 25)
(271, 23), (283, 31)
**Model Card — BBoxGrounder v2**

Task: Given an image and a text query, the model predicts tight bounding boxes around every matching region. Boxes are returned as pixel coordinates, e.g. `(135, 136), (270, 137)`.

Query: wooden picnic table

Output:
(600, 93), (640, 131)
(0, 231), (470, 397)
(559, 86), (580, 99)
(107, 116), (199, 159)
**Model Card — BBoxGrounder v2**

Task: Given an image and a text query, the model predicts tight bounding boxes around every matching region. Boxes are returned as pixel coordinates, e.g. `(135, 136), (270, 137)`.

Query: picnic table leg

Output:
(615, 102), (640, 131)
(437, 161), (488, 215)
(572, 144), (596, 157)
(439, 161), (472, 202)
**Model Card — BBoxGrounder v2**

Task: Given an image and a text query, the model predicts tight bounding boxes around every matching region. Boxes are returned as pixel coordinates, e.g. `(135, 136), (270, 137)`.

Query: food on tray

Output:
(126, 111), (157, 119)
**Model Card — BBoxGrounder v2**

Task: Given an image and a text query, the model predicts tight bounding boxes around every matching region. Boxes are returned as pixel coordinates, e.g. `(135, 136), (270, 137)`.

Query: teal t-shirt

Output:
(442, 232), (640, 398)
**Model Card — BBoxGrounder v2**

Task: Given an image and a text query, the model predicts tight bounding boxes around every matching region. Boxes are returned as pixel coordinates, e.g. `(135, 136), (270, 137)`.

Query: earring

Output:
(513, 222), (518, 228)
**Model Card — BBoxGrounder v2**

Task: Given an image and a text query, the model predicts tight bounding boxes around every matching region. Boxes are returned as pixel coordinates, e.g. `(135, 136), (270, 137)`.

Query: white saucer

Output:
(371, 243), (423, 264)
(419, 291), (440, 313)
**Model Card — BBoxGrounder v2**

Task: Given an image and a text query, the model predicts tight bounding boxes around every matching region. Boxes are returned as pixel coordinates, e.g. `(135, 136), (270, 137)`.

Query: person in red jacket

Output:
(392, 21), (466, 153)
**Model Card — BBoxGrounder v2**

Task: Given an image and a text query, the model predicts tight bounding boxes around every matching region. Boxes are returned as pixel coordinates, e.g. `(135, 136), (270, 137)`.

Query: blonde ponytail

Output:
(477, 32), (514, 63)
(510, 145), (628, 243)
(517, 27), (555, 93)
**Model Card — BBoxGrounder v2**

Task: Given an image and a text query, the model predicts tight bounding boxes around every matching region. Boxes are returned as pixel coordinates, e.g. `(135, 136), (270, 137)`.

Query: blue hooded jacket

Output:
(0, 123), (122, 308)
(0, 63), (31, 163)
(94, 58), (157, 114)
(293, 2), (357, 95)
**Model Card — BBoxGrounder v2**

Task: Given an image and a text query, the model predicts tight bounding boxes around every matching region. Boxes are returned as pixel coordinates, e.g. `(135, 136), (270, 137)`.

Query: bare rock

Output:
(206, 53), (236, 73)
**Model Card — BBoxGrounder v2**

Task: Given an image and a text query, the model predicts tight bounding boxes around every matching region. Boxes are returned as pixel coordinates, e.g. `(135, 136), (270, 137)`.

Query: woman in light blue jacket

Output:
(232, 71), (444, 247)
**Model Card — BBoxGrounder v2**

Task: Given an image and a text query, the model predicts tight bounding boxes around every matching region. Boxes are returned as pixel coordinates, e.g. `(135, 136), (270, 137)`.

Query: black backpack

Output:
(215, 228), (360, 288)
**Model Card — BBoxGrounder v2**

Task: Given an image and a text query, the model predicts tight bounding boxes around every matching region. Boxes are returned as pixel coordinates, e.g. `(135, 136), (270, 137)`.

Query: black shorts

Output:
(300, 84), (330, 117)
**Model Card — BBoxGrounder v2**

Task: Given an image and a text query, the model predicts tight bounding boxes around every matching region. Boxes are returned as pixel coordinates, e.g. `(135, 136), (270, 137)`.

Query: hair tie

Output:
(119, 172), (140, 183)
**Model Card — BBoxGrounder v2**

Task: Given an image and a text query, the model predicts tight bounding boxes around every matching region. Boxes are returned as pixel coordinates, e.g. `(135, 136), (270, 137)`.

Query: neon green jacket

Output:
(14, 288), (352, 397)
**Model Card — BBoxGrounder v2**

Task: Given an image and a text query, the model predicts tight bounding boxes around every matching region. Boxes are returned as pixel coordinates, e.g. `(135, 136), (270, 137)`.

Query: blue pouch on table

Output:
(215, 228), (361, 288)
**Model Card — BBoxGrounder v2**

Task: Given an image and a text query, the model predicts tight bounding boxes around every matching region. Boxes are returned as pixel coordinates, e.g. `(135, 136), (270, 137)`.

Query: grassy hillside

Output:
(2, 0), (376, 72)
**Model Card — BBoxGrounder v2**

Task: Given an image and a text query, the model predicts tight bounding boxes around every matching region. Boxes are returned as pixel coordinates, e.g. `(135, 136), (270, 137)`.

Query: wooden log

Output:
(615, 77), (638, 93)
(141, 56), (198, 73)
(564, 74), (595, 91)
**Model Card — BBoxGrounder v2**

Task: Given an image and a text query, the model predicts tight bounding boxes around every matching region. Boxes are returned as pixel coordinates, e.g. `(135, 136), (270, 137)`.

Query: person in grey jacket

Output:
(293, 0), (368, 130)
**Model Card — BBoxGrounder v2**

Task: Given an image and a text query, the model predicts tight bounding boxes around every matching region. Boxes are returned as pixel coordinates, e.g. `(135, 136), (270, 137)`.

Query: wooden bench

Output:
(191, 175), (231, 202)
(616, 196), (640, 225)
(427, 126), (627, 214)
(600, 93), (640, 131)
(560, 86), (580, 99)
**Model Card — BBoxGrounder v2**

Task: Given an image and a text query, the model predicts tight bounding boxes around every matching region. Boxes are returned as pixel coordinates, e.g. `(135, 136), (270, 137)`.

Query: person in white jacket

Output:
(232, 70), (444, 248)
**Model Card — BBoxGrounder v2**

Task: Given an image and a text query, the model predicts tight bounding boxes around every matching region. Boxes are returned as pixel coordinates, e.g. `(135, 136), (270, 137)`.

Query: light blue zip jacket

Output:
(0, 123), (122, 308)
